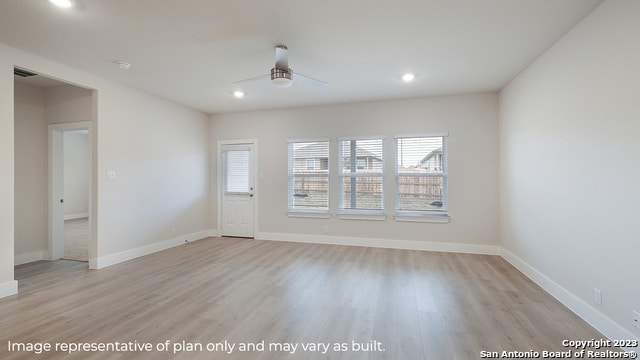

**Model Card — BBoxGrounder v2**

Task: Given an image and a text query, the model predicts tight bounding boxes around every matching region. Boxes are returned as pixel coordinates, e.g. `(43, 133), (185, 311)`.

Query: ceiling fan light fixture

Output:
(272, 78), (293, 88)
(271, 67), (293, 88)
(233, 90), (245, 98)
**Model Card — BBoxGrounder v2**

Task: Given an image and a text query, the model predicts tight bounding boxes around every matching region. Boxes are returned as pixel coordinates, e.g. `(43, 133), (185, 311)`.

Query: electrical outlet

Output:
(593, 288), (602, 306)
(633, 311), (640, 331)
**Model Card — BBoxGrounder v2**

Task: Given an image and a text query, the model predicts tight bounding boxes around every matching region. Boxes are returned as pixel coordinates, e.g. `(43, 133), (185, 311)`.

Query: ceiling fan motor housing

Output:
(271, 67), (293, 87)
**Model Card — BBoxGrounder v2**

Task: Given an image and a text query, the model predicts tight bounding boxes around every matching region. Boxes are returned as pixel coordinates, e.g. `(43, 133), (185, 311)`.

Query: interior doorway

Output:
(13, 69), (95, 268)
(50, 125), (91, 262)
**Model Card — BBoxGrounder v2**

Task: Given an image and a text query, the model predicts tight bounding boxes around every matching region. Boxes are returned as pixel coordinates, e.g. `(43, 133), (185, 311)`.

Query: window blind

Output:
(288, 141), (330, 211)
(224, 149), (250, 193)
(338, 138), (384, 211)
(395, 136), (447, 213)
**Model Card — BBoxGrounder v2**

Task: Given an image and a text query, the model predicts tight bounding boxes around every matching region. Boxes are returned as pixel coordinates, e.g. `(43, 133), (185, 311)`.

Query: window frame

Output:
(287, 138), (331, 216)
(337, 136), (386, 217)
(394, 133), (450, 222)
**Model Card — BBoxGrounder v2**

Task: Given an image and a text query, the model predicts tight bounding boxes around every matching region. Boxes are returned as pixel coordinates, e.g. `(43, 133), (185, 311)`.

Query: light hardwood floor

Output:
(1, 237), (617, 359)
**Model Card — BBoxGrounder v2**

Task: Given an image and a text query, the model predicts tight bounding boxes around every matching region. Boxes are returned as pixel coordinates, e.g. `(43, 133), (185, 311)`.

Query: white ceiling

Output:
(1, 0), (602, 114)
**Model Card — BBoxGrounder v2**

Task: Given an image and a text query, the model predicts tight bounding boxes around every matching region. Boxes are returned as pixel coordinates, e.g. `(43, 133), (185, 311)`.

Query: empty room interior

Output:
(1, 0), (639, 359)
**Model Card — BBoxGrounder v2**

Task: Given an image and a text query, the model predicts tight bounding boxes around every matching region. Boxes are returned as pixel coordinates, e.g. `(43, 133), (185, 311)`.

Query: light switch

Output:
(107, 171), (116, 180)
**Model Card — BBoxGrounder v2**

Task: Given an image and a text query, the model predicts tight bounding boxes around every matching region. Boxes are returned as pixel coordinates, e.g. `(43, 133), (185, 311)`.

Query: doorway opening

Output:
(14, 68), (95, 269)
(50, 125), (91, 262)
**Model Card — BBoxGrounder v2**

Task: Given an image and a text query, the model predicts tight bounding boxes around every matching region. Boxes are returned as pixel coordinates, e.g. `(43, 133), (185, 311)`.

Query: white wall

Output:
(0, 43), (212, 292)
(46, 84), (92, 220)
(96, 82), (211, 263)
(500, 0), (640, 340)
(0, 58), (17, 297)
(14, 82), (47, 264)
(63, 131), (89, 219)
(45, 84), (92, 125)
(211, 93), (499, 252)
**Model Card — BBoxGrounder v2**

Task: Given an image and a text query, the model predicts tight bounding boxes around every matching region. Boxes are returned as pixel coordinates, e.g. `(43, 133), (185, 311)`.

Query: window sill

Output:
(287, 211), (331, 219)
(337, 212), (387, 221)
(394, 213), (450, 223)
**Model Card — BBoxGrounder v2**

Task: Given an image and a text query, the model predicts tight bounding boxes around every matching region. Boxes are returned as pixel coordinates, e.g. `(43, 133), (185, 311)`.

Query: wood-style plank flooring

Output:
(1, 237), (614, 359)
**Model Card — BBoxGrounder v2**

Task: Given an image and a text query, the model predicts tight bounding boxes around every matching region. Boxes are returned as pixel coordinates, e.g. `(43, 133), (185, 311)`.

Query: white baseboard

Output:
(14, 250), (45, 266)
(0, 280), (18, 299)
(208, 228), (220, 237)
(64, 213), (89, 220)
(500, 248), (639, 346)
(255, 232), (500, 255)
(89, 230), (213, 270)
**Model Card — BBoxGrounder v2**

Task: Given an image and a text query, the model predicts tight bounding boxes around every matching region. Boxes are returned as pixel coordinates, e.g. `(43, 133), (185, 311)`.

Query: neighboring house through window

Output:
(395, 135), (448, 216)
(288, 134), (449, 221)
(338, 137), (384, 214)
(288, 140), (330, 213)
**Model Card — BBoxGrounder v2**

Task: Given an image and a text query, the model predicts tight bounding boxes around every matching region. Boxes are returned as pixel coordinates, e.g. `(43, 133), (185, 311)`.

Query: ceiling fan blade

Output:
(232, 74), (270, 84)
(293, 72), (328, 87)
(275, 45), (289, 70)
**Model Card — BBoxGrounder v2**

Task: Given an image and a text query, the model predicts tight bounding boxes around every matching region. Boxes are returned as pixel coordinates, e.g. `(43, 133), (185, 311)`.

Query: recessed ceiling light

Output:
(402, 73), (415, 82)
(233, 91), (245, 98)
(49, 0), (73, 8)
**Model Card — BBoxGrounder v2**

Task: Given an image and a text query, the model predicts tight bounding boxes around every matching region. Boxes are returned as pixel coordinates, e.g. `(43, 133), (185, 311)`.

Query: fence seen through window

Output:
(339, 138), (385, 212)
(396, 136), (447, 213)
(288, 140), (329, 211)
(288, 135), (448, 215)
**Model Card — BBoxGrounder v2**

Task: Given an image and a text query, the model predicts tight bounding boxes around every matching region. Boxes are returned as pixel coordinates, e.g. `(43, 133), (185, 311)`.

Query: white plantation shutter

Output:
(288, 140), (330, 211)
(395, 135), (448, 213)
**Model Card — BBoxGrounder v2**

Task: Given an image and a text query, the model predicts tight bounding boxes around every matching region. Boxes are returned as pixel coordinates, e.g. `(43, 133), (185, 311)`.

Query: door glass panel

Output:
(225, 150), (250, 193)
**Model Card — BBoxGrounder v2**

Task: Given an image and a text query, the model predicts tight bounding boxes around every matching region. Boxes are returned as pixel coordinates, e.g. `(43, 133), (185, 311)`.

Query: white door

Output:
(49, 129), (65, 260)
(221, 144), (255, 238)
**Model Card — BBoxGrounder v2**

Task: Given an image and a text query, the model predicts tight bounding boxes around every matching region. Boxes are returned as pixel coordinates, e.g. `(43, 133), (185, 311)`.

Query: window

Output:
(224, 149), (250, 193)
(339, 138), (384, 213)
(395, 135), (448, 215)
(306, 159), (315, 170)
(288, 140), (330, 212)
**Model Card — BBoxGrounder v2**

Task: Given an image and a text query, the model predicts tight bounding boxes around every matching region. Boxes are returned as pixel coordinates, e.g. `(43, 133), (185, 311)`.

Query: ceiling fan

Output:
(233, 45), (328, 88)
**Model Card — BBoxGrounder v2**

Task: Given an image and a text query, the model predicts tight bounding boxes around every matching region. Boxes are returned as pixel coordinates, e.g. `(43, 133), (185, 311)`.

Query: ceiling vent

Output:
(14, 68), (38, 78)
